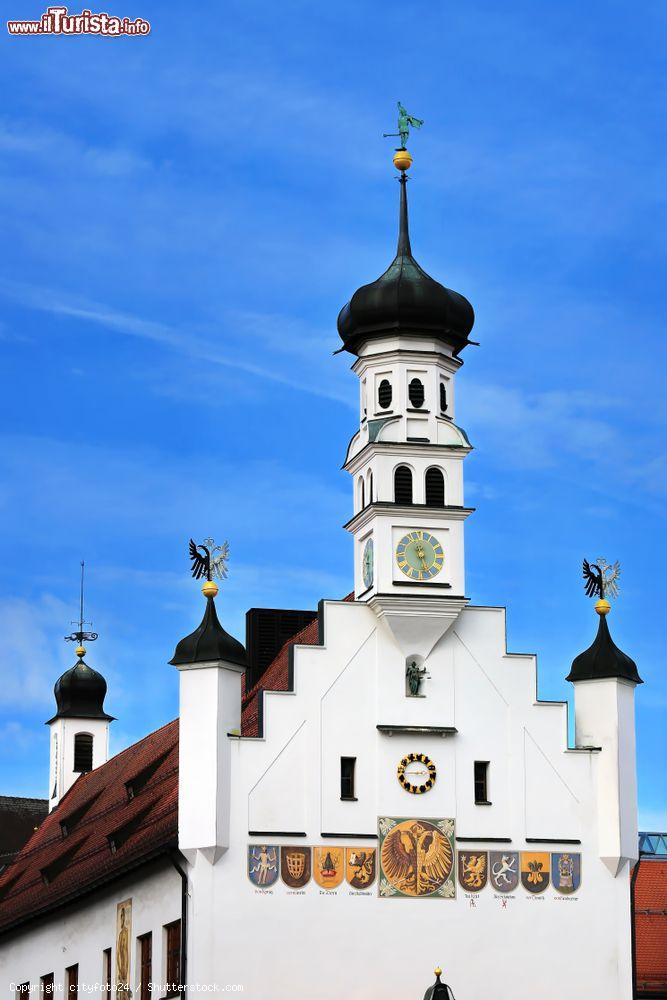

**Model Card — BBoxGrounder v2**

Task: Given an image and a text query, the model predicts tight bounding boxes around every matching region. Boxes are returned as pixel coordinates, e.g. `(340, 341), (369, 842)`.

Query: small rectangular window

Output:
(165, 920), (181, 997)
(66, 965), (78, 996)
(138, 933), (152, 1000)
(340, 757), (357, 801)
(17, 984), (30, 999)
(40, 975), (54, 1000)
(474, 761), (490, 804)
(102, 949), (112, 990)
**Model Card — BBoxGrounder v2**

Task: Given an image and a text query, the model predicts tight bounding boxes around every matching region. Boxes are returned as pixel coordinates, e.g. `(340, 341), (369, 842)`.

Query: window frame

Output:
(164, 920), (182, 998)
(102, 949), (112, 991)
(73, 732), (93, 774)
(394, 465), (413, 505)
(65, 965), (78, 996)
(425, 467), (445, 508)
(40, 974), (54, 1000)
(340, 756), (357, 801)
(138, 931), (152, 1000)
(408, 377), (425, 409)
(474, 760), (491, 805)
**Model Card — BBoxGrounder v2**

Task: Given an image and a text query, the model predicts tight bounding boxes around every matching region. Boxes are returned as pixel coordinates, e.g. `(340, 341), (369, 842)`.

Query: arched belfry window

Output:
(425, 468), (445, 507)
(74, 733), (93, 774)
(440, 382), (448, 413)
(378, 379), (392, 409)
(367, 470), (374, 504)
(408, 378), (425, 408)
(394, 465), (413, 505)
(358, 477), (365, 510)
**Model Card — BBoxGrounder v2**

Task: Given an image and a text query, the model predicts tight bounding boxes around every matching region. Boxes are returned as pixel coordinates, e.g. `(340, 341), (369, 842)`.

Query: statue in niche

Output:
(406, 659), (428, 697)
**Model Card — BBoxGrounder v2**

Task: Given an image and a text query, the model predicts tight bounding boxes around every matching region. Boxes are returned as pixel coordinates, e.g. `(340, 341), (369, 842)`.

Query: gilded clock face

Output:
(362, 538), (374, 590)
(397, 753), (437, 794)
(396, 530), (444, 581)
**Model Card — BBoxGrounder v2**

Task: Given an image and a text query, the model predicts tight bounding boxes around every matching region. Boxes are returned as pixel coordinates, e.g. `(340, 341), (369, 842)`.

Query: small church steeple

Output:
(47, 563), (113, 811)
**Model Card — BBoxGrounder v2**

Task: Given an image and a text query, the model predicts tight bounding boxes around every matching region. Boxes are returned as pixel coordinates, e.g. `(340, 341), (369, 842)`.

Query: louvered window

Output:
(394, 466), (413, 505)
(408, 378), (425, 408)
(378, 379), (392, 409)
(474, 761), (490, 804)
(340, 757), (356, 800)
(425, 468), (445, 507)
(73, 733), (93, 773)
(138, 933), (152, 1000)
(165, 921), (182, 997)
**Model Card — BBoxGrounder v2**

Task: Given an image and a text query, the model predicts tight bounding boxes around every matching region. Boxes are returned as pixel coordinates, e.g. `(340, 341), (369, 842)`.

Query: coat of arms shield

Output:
(247, 844), (279, 887)
(489, 851), (519, 893)
(280, 846), (311, 888)
(345, 848), (376, 889)
(551, 852), (581, 894)
(313, 847), (344, 889)
(457, 851), (488, 892)
(520, 851), (550, 894)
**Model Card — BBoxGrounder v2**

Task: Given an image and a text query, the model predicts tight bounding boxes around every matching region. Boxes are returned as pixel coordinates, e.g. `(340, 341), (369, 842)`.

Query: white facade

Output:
(48, 715), (110, 811)
(0, 192), (641, 1000)
(0, 865), (181, 994)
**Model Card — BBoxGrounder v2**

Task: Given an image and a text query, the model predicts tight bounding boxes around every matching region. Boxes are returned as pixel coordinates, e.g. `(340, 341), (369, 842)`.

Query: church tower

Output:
(338, 148), (476, 659)
(46, 565), (113, 811)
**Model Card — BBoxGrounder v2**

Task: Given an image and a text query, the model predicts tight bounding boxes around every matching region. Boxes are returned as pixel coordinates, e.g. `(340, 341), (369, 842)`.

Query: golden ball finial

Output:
(595, 598), (611, 616)
(393, 149), (413, 172)
(434, 967), (442, 978)
(75, 644), (86, 658)
(202, 580), (219, 599)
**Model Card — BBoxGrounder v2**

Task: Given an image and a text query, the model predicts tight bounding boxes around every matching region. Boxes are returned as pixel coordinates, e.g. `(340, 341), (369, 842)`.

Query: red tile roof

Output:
(0, 596), (354, 932)
(635, 859), (667, 994)
(0, 719), (178, 936)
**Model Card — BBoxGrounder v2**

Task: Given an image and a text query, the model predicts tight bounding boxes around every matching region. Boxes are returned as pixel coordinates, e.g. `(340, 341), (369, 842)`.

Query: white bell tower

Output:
(337, 158), (476, 658)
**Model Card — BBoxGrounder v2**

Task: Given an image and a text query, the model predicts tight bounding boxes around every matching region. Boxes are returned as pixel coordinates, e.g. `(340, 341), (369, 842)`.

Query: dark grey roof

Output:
(170, 596), (246, 668)
(0, 796), (48, 867)
(46, 659), (114, 724)
(337, 175), (475, 357)
(566, 614), (642, 685)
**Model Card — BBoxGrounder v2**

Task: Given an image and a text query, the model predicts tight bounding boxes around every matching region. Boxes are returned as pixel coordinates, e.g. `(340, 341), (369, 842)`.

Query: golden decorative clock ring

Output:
(397, 752), (436, 794)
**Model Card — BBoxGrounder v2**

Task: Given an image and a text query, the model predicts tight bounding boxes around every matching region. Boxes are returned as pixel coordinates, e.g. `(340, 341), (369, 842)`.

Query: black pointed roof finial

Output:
(47, 562), (113, 724)
(397, 172), (412, 257)
(169, 537), (246, 668)
(566, 557), (642, 685)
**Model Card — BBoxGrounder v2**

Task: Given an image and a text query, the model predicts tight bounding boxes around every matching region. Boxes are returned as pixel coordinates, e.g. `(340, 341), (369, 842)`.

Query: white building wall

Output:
(179, 597), (635, 1000)
(0, 864), (181, 999)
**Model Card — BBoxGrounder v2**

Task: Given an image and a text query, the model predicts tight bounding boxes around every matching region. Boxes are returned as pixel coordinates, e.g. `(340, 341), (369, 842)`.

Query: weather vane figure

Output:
(64, 561), (98, 657)
(189, 537), (230, 584)
(384, 101), (424, 150)
(582, 557), (621, 612)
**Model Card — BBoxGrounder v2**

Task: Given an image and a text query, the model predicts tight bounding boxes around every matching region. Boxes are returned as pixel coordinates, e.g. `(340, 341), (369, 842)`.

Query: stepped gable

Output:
(241, 593), (354, 738)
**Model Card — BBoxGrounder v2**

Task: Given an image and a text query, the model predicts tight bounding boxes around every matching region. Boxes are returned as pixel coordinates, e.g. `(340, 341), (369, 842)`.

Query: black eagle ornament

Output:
(188, 537), (229, 583)
(582, 557), (620, 600)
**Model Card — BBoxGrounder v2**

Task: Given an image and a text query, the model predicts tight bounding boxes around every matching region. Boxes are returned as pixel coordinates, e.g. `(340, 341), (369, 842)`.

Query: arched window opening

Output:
(394, 465), (413, 505)
(368, 471), (374, 504)
(358, 477), (365, 510)
(425, 468), (445, 507)
(378, 379), (392, 409)
(408, 378), (425, 408)
(440, 382), (448, 413)
(73, 733), (93, 774)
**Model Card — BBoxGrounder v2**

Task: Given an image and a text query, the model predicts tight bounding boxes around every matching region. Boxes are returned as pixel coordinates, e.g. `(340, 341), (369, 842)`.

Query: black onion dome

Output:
(566, 613), (642, 685)
(423, 970), (455, 1000)
(48, 660), (114, 723)
(337, 175), (475, 356)
(169, 596), (246, 668)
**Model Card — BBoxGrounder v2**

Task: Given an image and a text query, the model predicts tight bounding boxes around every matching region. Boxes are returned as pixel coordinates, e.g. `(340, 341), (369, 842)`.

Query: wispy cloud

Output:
(0, 279), (354, 408)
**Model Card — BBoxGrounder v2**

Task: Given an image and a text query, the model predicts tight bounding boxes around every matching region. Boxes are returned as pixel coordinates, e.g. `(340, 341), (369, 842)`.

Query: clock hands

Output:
(414, 542), (429, 571)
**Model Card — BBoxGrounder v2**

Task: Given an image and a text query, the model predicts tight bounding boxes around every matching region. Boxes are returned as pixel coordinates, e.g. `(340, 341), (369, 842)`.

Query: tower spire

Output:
(397, 174), (412, 257)
(64, 560), (98, 661)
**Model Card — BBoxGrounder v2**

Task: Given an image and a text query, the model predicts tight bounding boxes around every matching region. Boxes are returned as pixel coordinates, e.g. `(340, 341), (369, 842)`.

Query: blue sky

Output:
(0, 0), (665, 828)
